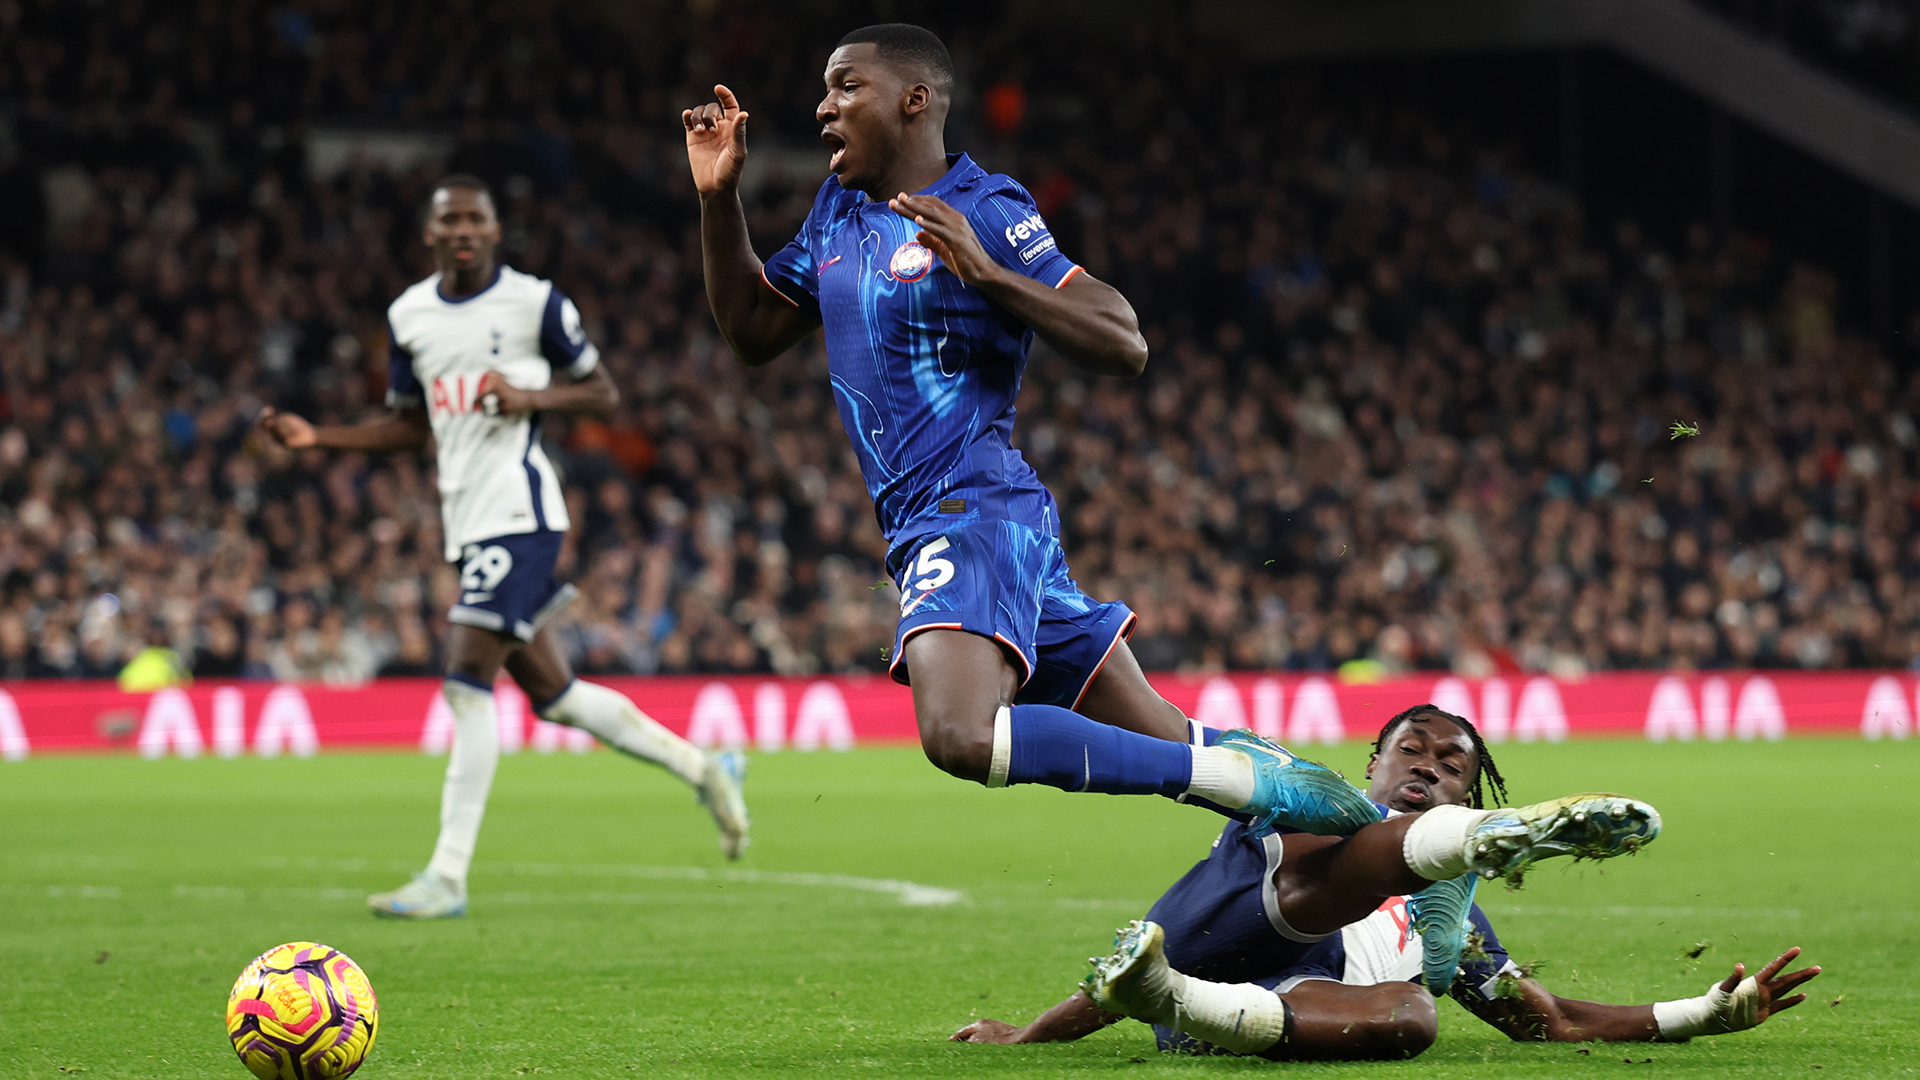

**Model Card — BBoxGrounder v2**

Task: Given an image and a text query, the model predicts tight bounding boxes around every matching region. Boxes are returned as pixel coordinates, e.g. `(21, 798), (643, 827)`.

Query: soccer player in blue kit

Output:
(683, 23), (1376, 834)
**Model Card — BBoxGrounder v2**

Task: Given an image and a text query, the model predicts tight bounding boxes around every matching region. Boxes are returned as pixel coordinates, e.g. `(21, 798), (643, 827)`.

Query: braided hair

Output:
(1371, 704), (1509, 809)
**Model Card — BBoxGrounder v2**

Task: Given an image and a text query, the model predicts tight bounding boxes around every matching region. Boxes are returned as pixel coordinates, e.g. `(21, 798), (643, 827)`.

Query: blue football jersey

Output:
(761, 153), (1083, 570)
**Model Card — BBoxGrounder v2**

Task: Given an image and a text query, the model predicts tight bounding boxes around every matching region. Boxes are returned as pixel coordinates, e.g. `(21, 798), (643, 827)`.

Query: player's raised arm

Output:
(889, 192), (1147, 378)
(1458, 946), (1819, 1043)
(684, 84), (820, 366)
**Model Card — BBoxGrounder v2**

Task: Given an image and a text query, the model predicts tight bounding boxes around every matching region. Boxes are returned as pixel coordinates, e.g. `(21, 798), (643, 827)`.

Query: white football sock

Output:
(1174, 975), (1290, 1055)
(425, 678), (499, 889)
(538, 680), (704, 786)
(1401, 804), (1500, 880)
(1186, 745), (1256, 810)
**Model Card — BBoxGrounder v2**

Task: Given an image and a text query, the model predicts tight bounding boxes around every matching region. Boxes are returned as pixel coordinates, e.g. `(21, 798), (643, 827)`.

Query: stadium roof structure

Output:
(1193, 0), (1920, 215)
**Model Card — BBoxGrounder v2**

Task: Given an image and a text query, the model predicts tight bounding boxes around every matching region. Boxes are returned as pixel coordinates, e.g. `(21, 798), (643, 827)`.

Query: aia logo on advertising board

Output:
(889, 241), (935, 282)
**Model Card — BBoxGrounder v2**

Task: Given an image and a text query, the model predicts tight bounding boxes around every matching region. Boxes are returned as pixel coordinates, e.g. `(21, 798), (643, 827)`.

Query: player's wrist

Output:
(965, 260), (1017, 294)
(1652, 976), (1757, 1040)
(1651, 993), (1712, 1040)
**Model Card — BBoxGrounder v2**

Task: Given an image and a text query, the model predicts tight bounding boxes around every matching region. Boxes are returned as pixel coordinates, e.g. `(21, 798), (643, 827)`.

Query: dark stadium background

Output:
(2, 0), (1917, 690)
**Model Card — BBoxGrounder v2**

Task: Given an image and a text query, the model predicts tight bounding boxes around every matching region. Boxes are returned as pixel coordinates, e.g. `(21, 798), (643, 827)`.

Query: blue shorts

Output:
(447, 531), (578, 642)
(889, 522), (1136, 709)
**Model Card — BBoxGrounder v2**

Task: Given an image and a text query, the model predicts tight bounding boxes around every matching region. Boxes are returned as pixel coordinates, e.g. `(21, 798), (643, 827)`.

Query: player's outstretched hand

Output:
(1716, 946), (1821, 1031)
(257, 407), (316, 448)
(950, 1018), (1026, 1044)
(683, 84), (749, 196)
(474, 371), (533, 416)
(889, 193), (1000, 288)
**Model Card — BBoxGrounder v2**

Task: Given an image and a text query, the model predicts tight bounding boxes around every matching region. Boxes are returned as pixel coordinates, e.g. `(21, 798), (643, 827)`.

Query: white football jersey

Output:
(1328, 895), (1520, 1001)
(385, 266), (599, 561)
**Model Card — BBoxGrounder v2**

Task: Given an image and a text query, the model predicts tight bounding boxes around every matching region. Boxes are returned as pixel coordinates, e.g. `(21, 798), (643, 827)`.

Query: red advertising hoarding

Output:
(0, 671), (1912, 761)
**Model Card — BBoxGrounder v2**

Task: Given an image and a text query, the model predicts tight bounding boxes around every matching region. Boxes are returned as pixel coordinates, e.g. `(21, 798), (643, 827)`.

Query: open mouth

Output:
(1398, 782), (1432, 807)
(821, 129), (848, 172)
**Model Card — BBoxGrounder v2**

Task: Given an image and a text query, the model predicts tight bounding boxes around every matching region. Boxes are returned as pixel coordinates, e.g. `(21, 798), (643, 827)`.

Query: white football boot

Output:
(368, 872), (467, 919)
(698, 750), (750, 860)
(1466, 793), (1662, 885)
(1081, 919), (1179, 1026)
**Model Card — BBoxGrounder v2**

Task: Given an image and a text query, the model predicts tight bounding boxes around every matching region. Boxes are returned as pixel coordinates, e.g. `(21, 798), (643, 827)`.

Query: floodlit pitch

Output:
(0, 740), (1909, 1078)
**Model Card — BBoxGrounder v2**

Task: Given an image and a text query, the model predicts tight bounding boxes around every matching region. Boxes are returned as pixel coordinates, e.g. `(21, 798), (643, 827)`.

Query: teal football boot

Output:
(1408, 872), (1480, 993)
(1216, 730), (1384, 836)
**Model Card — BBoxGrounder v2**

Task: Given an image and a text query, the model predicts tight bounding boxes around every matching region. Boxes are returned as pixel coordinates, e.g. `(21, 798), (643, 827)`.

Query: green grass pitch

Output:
(2, 738), (1914, 1078)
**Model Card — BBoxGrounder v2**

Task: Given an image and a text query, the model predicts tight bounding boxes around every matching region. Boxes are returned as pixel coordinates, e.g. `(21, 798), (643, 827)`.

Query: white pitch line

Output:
(123, 864), (966, 909)
(11, 859), (970, 909)
(246, 856), (967, 907)
(485, 861), (967, 907)
(7, 884), (124, 899)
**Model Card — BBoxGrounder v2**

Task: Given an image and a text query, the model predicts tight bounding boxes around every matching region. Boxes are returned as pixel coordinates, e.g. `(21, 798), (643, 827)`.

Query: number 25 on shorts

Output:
(910, 537), (957, 592)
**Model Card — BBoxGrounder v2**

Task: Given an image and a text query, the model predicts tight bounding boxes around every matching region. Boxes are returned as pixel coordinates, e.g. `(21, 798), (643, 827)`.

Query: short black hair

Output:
(1371, 704), (1509, 810)
(427, 174), (494, 216)
(836, 23), (954, 92)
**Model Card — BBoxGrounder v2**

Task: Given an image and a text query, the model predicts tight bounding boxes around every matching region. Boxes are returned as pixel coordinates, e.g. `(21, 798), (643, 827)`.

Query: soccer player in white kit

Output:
(261, 175), (748, 919)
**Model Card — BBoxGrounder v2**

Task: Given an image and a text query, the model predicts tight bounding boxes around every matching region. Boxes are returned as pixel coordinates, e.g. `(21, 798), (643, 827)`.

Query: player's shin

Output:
(1399, 804), (1499, 881)
(424, 676), (501, 888)
(991, 704), (1195, 796)
(536, 679), (704, 785)
(1173, 980), (1292, 1056)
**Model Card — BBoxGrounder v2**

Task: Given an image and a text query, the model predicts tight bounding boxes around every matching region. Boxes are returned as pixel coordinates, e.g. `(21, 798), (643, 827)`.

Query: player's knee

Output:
(445, 655), (493, 688)
(918, 712), (994, 782)
(517, 671), (571, 710)
(1366, 985), (1438, 1058)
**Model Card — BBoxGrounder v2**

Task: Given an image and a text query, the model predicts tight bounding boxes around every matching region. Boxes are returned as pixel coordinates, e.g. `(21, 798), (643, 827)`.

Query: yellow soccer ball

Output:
(225, 942), (379, 1080)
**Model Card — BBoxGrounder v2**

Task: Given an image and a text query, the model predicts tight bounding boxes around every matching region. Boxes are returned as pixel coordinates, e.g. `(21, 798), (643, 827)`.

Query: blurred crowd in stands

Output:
(2, 0), (1917, 685)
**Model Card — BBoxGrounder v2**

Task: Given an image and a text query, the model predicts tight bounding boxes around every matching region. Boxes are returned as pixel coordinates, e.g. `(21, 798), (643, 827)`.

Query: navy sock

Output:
(1004, 704), (1193, 796)
(1189, 722), (1228, 747)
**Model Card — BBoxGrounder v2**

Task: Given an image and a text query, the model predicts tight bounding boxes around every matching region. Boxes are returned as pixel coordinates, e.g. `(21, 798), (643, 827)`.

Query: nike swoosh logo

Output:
(816, 255), (844, 276)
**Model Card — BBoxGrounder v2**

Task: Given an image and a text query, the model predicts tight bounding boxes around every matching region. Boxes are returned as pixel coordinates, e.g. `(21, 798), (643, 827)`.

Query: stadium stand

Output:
(1, 2), (1916, 684)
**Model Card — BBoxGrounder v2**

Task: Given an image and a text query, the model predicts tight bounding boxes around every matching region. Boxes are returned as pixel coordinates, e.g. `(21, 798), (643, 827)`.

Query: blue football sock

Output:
(1000, 704), (1193, 796)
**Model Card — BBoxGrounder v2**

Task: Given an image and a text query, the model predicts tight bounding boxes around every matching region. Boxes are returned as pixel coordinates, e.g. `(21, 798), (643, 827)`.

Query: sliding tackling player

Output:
(953, 706), (1818, 1059)
(261, 175), (749, 919)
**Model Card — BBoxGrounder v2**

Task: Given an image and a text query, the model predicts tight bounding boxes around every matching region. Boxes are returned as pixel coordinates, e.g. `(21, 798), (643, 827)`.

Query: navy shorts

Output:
(1141, 820), (1337, 1052)
(1142, 820), (1512, 1053)
(889, 522), (1136, 709)
(447, 531), (578, 642)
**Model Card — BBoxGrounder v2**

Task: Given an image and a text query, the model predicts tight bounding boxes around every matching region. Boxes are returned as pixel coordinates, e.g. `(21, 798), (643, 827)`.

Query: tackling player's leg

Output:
(1083, 919), (1436, 1060)
(1269, 794), (1662, 940)
(509, 626), (749, 859)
